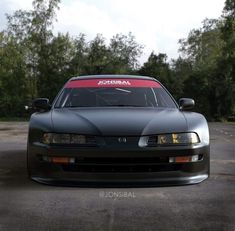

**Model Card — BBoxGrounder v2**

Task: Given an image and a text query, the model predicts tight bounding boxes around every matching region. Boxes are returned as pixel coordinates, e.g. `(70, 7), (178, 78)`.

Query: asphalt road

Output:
(0, 122), (234, 231)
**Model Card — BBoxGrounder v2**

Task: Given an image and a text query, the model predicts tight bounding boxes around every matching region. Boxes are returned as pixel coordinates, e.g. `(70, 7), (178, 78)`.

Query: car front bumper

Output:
(27, 142), (210, 187)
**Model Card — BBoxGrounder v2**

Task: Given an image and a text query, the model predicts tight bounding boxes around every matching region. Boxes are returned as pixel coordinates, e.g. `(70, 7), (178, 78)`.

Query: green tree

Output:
(69, 34), (88, 76)
(84, 34), (111, 74)
(5, 0), (61, 100)
(0, 32), (28, 116)
(178, 18), (224, 69)
(170, 57), (192, 100)
(109, 33), (143, 73)
(83, 33), (143, 75)
(212, 0), (235, 118)
(38, 32), (76, 100)
(139, 52), (172, 87)
(177, 18), (228, 119)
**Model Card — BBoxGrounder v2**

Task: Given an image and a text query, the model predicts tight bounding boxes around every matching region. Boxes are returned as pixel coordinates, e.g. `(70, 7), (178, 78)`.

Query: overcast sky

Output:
(0, 0), (225, 62)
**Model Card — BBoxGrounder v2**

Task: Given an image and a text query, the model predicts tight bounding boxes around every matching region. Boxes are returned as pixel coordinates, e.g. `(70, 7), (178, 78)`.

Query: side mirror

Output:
(32, 98), (51, 111)
(179, 98), (195, 110)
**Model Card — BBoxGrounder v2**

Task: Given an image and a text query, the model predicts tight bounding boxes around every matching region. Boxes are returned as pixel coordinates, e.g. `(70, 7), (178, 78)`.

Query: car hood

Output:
(51, 108), (188, 136)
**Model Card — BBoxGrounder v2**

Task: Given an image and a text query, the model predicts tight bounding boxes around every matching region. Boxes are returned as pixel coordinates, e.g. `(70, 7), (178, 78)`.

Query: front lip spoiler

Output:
(31, 174), (208, 187)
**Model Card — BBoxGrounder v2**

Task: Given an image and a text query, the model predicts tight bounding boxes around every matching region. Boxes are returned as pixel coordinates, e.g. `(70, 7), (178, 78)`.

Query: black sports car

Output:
(27, 75), (210, 186)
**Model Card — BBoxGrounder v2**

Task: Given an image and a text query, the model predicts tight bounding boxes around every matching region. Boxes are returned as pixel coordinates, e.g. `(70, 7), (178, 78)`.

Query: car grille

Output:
(51, 136), (98, 147)
(62, 157), (181, 172)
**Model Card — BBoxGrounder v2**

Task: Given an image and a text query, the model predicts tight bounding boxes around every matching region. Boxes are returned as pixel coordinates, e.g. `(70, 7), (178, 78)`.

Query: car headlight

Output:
(42, 133), (86, 144)
(157, 132), (199, 145)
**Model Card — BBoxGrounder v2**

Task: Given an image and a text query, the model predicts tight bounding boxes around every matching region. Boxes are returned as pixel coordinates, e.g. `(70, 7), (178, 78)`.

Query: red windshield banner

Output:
(65, 79), (161, 88)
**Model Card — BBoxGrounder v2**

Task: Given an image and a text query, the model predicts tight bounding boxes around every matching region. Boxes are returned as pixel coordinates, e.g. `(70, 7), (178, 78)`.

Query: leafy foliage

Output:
(0, 0), (234, 120)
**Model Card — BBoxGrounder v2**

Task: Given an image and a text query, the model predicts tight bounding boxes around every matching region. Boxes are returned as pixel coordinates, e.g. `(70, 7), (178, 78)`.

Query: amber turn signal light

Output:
(42, 156), (75, 164)
(169, 155), (200, 163)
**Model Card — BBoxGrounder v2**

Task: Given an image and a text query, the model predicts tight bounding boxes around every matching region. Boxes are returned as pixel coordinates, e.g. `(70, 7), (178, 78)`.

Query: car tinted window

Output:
(54, 79), (176, 108)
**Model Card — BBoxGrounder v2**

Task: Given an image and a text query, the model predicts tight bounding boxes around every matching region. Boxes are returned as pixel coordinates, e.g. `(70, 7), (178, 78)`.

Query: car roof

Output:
(69, 75), (157, 81)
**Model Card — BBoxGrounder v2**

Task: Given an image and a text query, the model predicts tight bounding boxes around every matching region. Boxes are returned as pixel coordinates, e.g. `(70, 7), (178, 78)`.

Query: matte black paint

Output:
(50, 108), (188, 136)
(27, 75), (210, 186)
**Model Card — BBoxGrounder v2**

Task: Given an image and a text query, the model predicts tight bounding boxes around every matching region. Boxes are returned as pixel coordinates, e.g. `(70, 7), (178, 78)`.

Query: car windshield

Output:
(54, 79), (177, 108)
